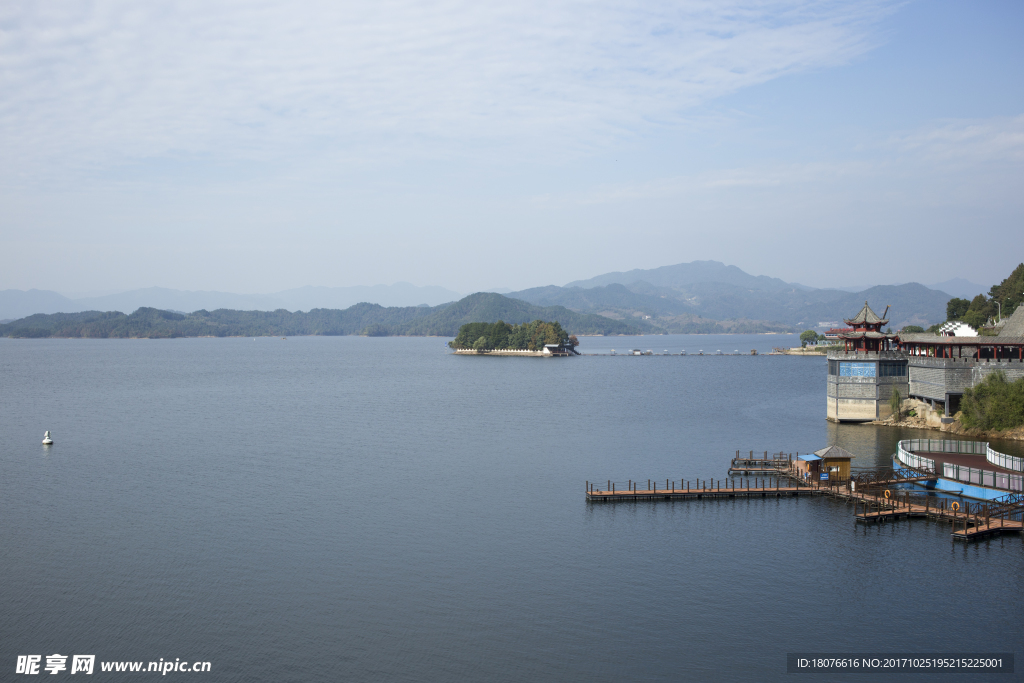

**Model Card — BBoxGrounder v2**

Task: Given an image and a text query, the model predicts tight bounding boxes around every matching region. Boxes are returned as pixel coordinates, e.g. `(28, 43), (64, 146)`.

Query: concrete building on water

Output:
(827, 302), (1024, 423)
(826, 302), (906, 421)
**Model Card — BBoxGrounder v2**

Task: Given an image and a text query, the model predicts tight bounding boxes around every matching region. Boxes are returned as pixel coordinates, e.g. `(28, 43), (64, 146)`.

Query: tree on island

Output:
(449, 320), (574, 351)
(799, 329), (822, 348)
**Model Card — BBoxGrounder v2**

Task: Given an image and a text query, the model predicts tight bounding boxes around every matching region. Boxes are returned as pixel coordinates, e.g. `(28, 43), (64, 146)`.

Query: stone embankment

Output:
(872, 398), (1024, 442)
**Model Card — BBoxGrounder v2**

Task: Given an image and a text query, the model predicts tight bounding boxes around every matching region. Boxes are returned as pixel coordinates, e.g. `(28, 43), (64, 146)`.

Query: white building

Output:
(938, 321), (977, 337)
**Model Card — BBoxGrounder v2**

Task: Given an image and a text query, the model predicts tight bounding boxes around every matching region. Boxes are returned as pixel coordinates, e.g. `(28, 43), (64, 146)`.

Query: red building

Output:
(839, 302), (897, 353)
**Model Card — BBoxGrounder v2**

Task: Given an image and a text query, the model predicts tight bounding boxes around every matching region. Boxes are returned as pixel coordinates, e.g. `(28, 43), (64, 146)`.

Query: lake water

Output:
(2, 335), (1021, 682)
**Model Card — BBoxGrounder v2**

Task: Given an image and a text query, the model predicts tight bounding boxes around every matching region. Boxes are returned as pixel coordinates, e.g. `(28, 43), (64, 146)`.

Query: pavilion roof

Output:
(844, 301), (888, 326)
(813, 445), (856, 460)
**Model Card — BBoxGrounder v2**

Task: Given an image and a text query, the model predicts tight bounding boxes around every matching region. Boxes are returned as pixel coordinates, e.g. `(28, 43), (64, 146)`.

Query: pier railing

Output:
(896, 443), (936, 471)
(943, 463), (1023, 492)
(987, 445), (1024, 473)
(869, 488), (1024, 523)
(899, 438), (987, 455)
(585, 477), (787, 494)
(898, 439), (1024, 491)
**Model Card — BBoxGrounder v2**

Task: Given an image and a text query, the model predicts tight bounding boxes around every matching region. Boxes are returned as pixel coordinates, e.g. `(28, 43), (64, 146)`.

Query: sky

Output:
(1, 0), (1022, 296)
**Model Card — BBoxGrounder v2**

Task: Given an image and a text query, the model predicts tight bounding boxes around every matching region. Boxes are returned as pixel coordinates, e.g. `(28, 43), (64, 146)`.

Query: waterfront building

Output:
(823, 327), (852, 340)
(542, 343), (575, 356)
(896, 304), (1024, 421)
(827, 302), (1024, 422)
(793, 446), (854, 482)
(826, 302), (907, 422)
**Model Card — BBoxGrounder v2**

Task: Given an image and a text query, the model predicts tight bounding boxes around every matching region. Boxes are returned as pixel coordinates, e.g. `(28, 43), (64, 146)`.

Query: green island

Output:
(448, 320), (578, 353)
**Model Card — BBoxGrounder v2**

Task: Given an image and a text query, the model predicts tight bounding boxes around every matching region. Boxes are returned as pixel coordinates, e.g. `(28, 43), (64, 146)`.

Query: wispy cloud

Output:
(534, 114), (1024, 207)
(893, 115), (1024, 165)
(0, 0), (894, 176)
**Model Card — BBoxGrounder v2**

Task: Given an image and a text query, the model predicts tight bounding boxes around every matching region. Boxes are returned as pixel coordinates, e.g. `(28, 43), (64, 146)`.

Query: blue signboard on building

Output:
(840, 362), (876, 377)
(820, 473), (829, 480)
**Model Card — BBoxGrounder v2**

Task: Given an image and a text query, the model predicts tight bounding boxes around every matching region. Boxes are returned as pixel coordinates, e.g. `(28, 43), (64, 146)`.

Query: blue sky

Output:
(1, 0), (1021, 295)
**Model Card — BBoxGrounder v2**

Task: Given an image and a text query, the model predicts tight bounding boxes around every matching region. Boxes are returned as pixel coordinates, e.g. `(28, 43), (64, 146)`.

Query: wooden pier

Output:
(854, 497), (1024, 540)
(727, 450), (793, 475)
(850, 480), (1024, 540)
(588, 456), (1024, 543)
(586, 477), (819, 501)
(951, 516), (1024, 541)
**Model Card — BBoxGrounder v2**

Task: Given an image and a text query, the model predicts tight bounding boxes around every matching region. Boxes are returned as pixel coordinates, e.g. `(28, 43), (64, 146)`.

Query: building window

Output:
(879, 361), (907, 377)
(828, 360), (839, 375)
(840, 362), (876, 377)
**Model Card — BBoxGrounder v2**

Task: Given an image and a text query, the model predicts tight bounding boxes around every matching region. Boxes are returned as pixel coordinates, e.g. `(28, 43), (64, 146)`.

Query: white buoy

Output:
(42, 430), (53, 445)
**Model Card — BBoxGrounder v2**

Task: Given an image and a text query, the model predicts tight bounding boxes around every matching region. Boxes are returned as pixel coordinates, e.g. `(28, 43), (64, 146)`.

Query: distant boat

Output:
(42, 431), (53, 445)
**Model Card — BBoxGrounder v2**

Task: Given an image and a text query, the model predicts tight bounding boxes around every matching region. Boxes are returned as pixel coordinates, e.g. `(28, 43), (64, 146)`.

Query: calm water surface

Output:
(2, 335), (1021, 682)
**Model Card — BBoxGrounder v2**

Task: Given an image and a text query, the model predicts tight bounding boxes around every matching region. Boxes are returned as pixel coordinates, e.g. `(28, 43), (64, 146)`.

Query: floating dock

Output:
(728, 450), (793, 475)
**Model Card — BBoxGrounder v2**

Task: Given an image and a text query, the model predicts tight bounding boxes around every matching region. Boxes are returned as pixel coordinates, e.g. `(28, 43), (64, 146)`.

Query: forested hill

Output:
(0, 293), (642, 339)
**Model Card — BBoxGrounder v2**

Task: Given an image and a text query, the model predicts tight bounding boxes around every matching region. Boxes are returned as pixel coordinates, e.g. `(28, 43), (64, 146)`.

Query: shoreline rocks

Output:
(870, 398), (1024, 442)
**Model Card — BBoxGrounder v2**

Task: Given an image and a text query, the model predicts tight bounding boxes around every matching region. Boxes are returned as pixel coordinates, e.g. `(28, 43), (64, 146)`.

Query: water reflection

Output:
(825, 421), (1024, 466)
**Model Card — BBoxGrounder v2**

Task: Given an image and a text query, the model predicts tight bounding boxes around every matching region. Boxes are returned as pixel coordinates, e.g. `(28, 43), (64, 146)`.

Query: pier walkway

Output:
(586, 478), (818, 501)
(852, 493), (1024, 540)
(587, 456), (1024, 543)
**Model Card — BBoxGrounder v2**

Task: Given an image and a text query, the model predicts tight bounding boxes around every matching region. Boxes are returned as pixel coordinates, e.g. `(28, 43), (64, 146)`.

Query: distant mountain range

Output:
(0, 293), (641, 339)
(825, 278), (986, 299)
(508, 279), (946, 330)
(0, 283), (462, 321)
(565, 260), (813, 293)
(491, 260), (955, 330)
(920, 278), (988, 300)
(0, 260), (985, 333)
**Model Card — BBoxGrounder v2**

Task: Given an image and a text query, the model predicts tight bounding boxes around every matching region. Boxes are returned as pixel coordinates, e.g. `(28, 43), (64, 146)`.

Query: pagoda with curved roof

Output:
(827, 301), (907, 422)
(839, 301), (897, 352)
